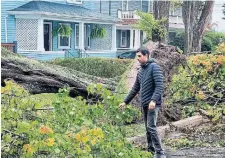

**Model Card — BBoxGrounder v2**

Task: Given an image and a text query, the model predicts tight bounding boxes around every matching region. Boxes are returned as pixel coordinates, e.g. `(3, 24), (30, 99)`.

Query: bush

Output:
(50, 58), (132, 78)
(201, 37), (212, 52)
(1, 80), (151, 157)
(216, 42), (225, 54)
(166, 54), (225, 121)
(169, 31), (185, 51)
(204, 31), (225, 50)
(169, 31), (225, 52)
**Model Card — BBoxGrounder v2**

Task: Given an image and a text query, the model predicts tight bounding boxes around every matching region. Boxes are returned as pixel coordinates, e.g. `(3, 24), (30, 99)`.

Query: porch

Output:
(7, 1), (119, 59)
(116, 10), (143, 50)
(116, 28), (143, 50)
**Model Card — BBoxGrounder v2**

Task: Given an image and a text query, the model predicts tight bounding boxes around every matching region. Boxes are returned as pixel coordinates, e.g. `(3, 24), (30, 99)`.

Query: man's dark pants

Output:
(143, 106), (165, 157)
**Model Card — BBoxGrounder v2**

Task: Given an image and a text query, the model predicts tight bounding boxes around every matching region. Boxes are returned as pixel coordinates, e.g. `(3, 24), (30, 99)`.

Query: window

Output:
(121, 30), (127, 47)
(67, 0), (82, 4)
(87, 25), (91, 48)
(84, 25), (86, 47)
(75, 24), (79, 49)
(122, 0), (128, 11)
(58, 23), (71, 49)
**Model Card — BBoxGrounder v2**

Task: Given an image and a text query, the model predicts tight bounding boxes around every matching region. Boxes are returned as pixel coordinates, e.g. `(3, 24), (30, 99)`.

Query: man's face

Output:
(136, 52), (148, 64)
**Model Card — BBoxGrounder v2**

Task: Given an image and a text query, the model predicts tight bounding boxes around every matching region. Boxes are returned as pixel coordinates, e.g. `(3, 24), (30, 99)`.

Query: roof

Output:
(8, 1), (120, 23)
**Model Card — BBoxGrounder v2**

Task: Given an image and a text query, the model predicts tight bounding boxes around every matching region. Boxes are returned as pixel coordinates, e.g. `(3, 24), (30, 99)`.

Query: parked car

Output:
(117, 50), (137, 59)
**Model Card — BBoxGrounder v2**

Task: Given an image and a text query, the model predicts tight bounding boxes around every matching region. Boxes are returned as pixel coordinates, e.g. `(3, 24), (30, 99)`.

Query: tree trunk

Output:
(192, 1), (214, 52)
(153, 0), (170, 44)
(182, 1), (214, 54)
(182, 1), (192, 55)
(1, 57), (116, 98)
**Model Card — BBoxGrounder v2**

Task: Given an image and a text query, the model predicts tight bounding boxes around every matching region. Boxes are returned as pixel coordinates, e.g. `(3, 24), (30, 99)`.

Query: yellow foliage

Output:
(81, 136), (90, 143)
(40, 125), (54, 134)
(189, 54), (225, 73)
(215, 55), (225, 65)
(196, 91), (205, 100)
(46, 138), (55, 146)
(90, 139), (97, 145)
(1, 80), (29, 95)
(216, 42), (225, 54)
(23, 144), (35, 154)
(74, 127), (104, 148)
(75, 133), (82, 141)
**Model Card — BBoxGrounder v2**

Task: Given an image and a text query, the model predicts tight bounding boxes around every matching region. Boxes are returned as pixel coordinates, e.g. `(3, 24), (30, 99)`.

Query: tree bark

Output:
(153, 0), (170, 44)
(182, 1), (214, 54)
(1, 57), (117, 98)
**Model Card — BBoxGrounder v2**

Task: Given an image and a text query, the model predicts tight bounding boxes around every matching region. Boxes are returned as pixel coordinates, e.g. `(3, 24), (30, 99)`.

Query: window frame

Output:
(58, 23), (71, 49)
(75, 24), (79, 49)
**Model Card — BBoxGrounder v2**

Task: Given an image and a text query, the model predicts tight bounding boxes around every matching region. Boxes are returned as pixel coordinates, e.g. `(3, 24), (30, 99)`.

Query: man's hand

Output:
(148, 100), (156, 110)
(119, 102), (126, 110)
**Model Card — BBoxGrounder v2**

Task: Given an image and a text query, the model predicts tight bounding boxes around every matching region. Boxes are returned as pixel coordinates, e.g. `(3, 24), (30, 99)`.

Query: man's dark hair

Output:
(136, 47), (150, 57)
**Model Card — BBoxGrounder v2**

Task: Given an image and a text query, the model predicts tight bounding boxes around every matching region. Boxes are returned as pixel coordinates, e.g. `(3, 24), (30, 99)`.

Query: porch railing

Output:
(78, 49), (90, 58)
(118, 10), (140, 19)
(64, 49), (76, 58)
(64, 49), (90, 58)
(1, 41), (17, 53)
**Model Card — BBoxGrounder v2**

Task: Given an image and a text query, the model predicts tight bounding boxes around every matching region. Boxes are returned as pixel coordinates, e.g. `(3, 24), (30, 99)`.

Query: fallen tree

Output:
(150, 43), (187, 124)
(1, 48), (117, 98)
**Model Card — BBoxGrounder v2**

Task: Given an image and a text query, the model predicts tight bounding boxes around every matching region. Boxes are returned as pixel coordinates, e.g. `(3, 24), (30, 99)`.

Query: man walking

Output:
(119, 47), (166, 158)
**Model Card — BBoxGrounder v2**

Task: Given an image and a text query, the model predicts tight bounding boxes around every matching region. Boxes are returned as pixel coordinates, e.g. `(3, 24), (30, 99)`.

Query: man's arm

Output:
(123, 75), (140, 104)
(151, 64), (164, 102)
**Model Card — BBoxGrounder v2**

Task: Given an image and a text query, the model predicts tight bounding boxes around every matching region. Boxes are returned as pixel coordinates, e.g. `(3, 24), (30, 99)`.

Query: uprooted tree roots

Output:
(151, 44), (187, 125)
(130, 44), (187, 125)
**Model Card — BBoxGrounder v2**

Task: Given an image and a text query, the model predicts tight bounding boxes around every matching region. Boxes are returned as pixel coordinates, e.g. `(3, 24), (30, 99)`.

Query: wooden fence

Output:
(1, 41), (17, 53)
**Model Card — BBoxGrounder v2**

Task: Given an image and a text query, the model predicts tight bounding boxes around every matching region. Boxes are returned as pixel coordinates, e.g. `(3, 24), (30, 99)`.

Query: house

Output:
(1, 0), (120, 59)
(168, 4), (184, 42)
(1, 0), (184, 59)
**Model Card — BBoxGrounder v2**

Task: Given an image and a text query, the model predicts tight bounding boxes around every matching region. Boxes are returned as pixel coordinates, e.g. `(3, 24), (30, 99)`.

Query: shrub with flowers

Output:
(215, 42), (225, 54)
(1, 80), (151, 157)
(167, 54), (225, 121)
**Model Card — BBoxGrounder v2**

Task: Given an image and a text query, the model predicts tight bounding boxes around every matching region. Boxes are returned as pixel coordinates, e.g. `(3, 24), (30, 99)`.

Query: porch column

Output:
(134, 29), (140, 49)
(129, 29), (133, 49)
(111, 24), (117, 51)
(37, 19), (44, 51)
(79, 22), (84, 50)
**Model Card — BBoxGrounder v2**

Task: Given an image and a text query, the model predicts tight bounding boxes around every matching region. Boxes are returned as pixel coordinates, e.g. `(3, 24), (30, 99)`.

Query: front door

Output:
(44, 23), (52, 51)
(121, 30), (127, 47)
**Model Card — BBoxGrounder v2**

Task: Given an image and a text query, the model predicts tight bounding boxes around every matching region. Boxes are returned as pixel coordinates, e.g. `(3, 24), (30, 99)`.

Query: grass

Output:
(123, 123), (146, 137)
(27, 93), (61, 109)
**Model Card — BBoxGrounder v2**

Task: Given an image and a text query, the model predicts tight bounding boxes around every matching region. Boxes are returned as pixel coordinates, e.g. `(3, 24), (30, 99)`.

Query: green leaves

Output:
(134, 11), (167, 41)
(90, 26), (107, 39)
(52, 23), (72, 37)
(1, 80), (149, 157)
(167, 54), (225, 120)
(17, 122), (31, 133)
